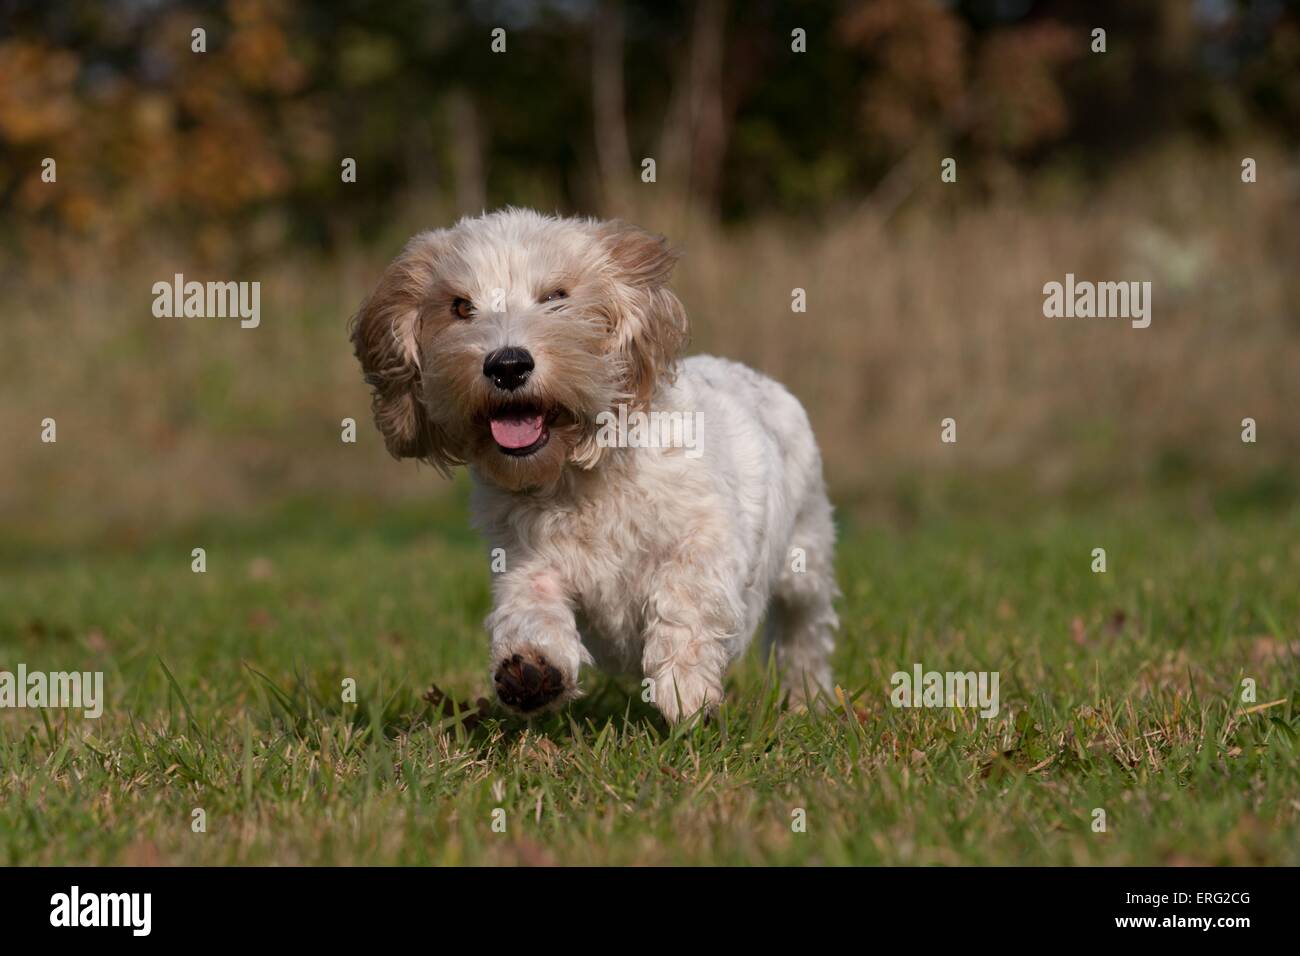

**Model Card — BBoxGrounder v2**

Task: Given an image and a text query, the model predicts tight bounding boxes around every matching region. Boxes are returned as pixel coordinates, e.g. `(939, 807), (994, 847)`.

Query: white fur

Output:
(474, 355), (839, 720)
(352, 209), (839, 722)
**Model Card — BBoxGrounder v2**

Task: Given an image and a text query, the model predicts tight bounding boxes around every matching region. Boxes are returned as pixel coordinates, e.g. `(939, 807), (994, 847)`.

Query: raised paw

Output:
(493, 650), (568, 714)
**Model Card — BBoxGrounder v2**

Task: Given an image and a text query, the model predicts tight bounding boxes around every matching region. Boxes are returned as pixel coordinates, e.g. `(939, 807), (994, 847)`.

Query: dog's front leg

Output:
(641, 562), (735, 724)
(486, 566), (589, 715)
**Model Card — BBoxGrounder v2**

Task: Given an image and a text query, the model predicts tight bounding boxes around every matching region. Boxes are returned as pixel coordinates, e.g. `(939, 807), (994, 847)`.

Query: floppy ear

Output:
(349, 231), (455, 472)
(596, 221), (689, 406)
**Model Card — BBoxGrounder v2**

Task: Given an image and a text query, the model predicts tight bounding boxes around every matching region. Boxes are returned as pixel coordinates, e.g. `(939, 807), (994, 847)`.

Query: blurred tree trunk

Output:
(657, 0), (729, 226)
(445, 90), (486, 215)
(592, 0), (633, 217)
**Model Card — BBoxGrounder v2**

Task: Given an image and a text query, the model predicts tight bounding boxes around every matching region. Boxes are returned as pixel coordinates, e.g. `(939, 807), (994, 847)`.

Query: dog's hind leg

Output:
(764, 489), (839, 707)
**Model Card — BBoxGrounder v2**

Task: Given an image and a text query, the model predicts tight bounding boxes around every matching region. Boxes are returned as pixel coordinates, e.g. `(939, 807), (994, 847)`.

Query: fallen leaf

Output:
(423, 683), (491, 730)
(247, 557), (275, 580)
(1070, 616), (1087, 645)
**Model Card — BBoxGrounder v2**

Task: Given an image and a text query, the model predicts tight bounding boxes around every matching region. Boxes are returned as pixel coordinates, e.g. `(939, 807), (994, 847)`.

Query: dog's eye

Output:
(541, 289), (568, 304)
(451, 297), (475, 320)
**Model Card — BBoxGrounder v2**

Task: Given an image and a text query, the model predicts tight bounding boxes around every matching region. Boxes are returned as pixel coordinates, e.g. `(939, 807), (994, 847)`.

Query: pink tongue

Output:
(490, 414), (545, 449)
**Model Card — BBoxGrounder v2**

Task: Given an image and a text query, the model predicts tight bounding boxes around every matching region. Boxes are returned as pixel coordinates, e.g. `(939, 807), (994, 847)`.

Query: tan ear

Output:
(349, 231), (454, 471)
(597, 221), (689, 405)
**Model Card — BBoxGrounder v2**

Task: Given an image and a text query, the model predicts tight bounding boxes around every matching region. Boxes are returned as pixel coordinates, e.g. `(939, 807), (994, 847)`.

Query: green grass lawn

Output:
(2, 490), (1298, 865)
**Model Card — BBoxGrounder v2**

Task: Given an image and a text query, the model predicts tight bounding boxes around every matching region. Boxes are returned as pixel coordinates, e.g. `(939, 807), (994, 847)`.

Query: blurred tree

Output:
(0, 0), (1295, 265)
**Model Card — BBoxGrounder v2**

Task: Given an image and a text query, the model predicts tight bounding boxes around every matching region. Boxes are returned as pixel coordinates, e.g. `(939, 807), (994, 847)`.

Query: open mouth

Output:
(488, 404), (551, 457)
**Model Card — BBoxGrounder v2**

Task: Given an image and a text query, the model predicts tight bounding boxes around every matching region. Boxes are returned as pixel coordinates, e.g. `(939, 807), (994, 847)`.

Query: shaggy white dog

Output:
(351, 208), (838, 722)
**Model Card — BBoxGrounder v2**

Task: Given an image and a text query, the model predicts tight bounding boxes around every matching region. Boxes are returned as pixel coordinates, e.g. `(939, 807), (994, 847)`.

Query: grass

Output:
(7, 146), (1300, 541)
(1, 488), (1298, 865)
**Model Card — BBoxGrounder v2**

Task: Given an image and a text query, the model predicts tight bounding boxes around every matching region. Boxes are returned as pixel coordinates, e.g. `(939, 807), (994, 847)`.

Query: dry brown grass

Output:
(672, 145), (1300, 508)
(4, 146), (1297, 544)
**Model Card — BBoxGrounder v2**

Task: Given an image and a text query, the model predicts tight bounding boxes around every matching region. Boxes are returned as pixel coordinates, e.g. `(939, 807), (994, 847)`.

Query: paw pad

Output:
(494, 652), (566, 712)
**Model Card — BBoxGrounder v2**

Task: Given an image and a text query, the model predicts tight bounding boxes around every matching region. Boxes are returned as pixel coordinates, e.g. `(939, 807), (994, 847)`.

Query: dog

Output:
(350, 208), (838, 722)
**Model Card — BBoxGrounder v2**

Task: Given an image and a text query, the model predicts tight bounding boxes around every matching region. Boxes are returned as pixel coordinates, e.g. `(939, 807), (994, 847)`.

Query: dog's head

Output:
(350, 208), (688, 491)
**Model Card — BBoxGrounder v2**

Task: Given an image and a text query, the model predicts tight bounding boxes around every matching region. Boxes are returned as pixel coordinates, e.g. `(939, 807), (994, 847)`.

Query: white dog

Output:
(351, 208), (838, 722)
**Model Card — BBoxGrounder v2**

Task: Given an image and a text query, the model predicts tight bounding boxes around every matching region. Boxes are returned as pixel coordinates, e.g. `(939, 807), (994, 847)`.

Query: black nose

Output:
(483, 347), (534, 391)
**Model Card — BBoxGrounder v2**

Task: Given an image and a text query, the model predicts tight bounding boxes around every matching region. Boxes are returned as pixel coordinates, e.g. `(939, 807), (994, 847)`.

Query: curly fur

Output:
(351, 208), (838, 721)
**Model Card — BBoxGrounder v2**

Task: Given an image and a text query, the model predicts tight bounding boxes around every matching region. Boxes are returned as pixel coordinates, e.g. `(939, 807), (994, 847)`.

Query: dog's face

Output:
(351, 209), (688, 491)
